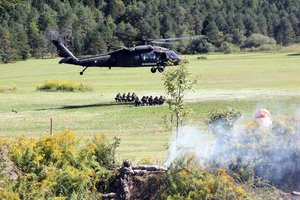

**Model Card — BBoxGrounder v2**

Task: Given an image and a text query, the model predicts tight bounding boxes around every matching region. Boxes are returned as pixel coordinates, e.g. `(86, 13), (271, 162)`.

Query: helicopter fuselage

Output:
(53, 39), (182, 75)
(77, 46), (180, 67)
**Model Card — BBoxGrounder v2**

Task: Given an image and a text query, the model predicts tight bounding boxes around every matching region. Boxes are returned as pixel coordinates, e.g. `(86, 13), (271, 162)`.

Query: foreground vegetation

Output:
(0, 131), (119, 199)
(0, 131), (247, 199)
(1, 111), (298, 199)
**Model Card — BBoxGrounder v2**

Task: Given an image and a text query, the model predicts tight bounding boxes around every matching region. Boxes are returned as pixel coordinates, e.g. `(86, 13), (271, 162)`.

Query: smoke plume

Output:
(165, 110), (300, 190)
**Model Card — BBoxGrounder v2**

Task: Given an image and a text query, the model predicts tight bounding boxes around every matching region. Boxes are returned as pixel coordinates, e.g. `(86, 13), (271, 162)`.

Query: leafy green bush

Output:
(256, 44), (276, 51)
(207, 107), (242, 135)
(221, 42), (240, 54)
(37, 80), (93, 92)
(186, 37), (215, 54)
(161, 157), (247, 199)
(242, 34), (276, 48)
(0, 131), (119, 199)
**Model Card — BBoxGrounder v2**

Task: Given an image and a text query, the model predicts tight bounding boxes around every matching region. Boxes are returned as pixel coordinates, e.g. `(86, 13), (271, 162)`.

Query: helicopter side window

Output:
(141, 52), (157, 62)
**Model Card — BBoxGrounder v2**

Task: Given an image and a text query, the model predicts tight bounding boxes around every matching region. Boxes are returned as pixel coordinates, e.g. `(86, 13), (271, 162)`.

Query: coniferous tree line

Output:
(0, 0), (299, 63)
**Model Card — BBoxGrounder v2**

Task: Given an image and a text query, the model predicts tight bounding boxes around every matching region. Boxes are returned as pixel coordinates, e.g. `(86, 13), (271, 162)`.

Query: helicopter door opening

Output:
(159, 52), (167, 60)
(141, 52), (158, 66)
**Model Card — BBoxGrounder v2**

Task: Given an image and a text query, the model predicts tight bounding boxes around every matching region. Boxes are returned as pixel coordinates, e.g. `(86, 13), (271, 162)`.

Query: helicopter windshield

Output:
(167, 51), (180, 60)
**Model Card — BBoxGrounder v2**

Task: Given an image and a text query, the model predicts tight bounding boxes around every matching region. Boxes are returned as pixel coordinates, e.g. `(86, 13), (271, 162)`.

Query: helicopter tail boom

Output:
(52, 39), (79, 64)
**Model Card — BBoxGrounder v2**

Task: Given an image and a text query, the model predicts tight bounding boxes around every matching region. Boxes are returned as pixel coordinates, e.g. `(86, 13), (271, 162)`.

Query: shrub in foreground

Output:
(161, 157), (247, 199)
(0, 131), (119, 199)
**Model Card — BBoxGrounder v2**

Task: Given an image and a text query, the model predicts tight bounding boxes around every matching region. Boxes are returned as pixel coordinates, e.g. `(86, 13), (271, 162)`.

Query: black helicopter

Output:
(52, 36), (186, 75)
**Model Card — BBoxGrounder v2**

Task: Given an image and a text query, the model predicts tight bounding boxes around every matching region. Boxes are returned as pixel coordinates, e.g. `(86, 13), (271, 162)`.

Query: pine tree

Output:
(11, 24), (30, 60)
(0, 27), (14, 63)
(275, 17), (296, 45)
(28, 22), (47, 58)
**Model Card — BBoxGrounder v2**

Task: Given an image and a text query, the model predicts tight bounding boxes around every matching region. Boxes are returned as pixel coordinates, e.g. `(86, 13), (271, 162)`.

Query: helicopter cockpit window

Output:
(141, 52), (157, 62)
(167, 51), (180, 60)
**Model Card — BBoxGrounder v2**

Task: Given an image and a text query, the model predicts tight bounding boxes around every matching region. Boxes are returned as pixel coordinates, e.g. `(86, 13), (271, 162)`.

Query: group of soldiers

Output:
(137, 95), (165, 106)
(115, 92), (165, 107)
(115, 92), (137, 103)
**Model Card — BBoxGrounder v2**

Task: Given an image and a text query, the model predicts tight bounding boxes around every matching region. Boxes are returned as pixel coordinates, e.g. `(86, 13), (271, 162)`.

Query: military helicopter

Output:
(52, 35), (188, 75)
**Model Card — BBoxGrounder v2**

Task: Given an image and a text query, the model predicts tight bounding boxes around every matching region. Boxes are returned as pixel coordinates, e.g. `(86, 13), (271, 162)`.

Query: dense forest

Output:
(0, 0), (299, 62)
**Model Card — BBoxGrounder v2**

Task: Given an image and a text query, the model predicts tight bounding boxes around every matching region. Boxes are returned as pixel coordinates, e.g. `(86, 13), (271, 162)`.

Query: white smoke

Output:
(164, 126), (215, 167)
(164, 110), (300, 189)
(164, 123), (250, 168)
(45, 29), (59, 40)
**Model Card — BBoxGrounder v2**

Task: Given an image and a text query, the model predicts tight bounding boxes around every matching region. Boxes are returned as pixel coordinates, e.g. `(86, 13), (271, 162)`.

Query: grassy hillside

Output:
(0, 52), (299, 162)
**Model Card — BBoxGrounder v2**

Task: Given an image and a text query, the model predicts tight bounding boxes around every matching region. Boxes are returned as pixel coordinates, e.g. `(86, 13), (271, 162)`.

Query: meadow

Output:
(0, 52), (299, 163)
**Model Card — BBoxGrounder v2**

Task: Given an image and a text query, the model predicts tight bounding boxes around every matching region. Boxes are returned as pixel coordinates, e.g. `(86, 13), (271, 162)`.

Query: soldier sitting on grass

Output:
(141, 96), (147, 106)
(115, 93), (121, 102)
(134, 96), (141, 106)
(148, 96), (153, 105)
(158, 96), (165, 105)
(126, 92), (132, 102)
(121, 93), (126, 102)
(153, 96), (159, 105)
(131, 92), (137, 102)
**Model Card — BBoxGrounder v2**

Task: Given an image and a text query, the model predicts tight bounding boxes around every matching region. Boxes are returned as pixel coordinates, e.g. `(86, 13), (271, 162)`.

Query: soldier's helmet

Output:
(123, 160), (131, 168)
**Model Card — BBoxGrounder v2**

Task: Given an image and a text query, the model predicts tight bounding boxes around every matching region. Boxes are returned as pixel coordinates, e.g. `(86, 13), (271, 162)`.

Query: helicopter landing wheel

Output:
(80, 67), (88, 75)
(150, 67), (157, 73)
(158, 66), (164, 73)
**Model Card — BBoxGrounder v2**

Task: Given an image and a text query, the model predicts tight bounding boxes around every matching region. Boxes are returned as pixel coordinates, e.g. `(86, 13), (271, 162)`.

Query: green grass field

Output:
(0, 52), (299, 163)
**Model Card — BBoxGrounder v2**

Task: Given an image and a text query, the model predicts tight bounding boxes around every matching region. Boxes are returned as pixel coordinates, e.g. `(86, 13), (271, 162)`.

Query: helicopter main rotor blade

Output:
(152, 36), (201, 41)
(115, 31), (141, 41)
(150, 41), (178, 44)
(115, 30), (203, 45)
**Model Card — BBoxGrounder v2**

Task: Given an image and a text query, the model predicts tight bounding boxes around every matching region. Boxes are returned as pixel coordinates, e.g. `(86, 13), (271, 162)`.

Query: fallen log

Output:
(132, 165), (167, 172)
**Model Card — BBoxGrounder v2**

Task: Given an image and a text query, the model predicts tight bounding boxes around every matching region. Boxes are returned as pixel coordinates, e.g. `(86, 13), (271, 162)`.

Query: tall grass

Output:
(37, 80), (93, 92)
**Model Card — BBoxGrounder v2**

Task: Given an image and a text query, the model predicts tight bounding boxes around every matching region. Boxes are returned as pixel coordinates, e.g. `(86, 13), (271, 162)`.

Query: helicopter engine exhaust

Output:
(52, 39), (79, 63)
